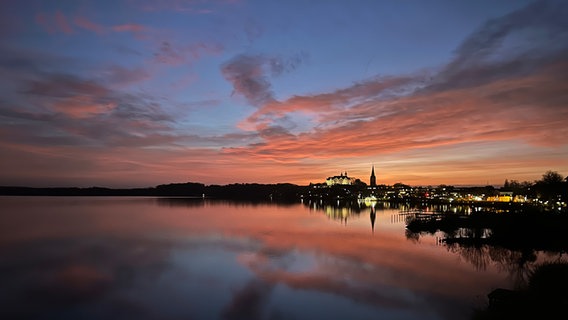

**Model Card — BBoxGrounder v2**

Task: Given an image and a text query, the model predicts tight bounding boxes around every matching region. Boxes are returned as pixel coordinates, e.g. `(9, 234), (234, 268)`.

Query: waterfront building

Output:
(325, 172), (355, 186)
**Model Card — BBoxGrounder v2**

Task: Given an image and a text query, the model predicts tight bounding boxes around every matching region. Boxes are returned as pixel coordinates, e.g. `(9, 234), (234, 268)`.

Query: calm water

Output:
(0, 197), (551, 320)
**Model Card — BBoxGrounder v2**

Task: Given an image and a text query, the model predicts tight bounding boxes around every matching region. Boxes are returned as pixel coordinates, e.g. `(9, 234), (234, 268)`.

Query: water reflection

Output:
(156, 196), (206, 207)
(370, 207), (376, 234)
(402, 203), (568, 317)
(1, 197), (549, 320)
(156, 197), (301, 209)
(303, 199), (407, 233)
(0, 237), (172, 319)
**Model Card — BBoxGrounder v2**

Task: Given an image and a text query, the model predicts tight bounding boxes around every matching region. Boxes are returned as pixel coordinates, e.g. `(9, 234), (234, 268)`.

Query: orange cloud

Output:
(6, 0), (568, 188)
(227, 61), (568, 164)
(51, 96), (117, 119)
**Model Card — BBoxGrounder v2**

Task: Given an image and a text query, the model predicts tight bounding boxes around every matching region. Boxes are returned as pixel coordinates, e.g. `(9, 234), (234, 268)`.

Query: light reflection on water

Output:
(0, 196), (534, 320)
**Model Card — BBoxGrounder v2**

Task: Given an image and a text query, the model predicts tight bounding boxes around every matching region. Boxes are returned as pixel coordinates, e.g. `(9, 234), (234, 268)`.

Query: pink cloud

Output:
(230, 61), (568, 165)
(55, 10), (73, 34)
(1, 128), (565, 187)
(203, 57), (568, 186)
(36, 14), (148, 37)
(51, 96), (117, 119)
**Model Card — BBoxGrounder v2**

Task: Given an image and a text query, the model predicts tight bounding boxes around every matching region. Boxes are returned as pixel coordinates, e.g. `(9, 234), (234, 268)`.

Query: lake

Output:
(0, 196), (556, 320)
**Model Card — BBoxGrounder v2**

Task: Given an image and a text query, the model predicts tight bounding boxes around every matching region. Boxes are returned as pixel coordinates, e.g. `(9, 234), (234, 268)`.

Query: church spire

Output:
(370, 164), (377, 187)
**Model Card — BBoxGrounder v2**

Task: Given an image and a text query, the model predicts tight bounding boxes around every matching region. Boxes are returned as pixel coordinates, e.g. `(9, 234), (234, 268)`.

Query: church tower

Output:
(370, 165), (376, 187)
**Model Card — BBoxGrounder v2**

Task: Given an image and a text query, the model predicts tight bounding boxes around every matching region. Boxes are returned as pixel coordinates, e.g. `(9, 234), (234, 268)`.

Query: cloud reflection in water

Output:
(0, 197), (509, 319)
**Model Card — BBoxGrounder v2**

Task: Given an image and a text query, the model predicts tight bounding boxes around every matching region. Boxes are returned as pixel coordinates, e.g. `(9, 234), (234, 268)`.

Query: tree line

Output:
(503, 170), (567, 202)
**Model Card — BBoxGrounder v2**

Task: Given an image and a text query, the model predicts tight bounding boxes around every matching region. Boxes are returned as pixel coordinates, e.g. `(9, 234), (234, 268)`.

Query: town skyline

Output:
(2, 165), (565, 190)
(1, 0), (567, 188)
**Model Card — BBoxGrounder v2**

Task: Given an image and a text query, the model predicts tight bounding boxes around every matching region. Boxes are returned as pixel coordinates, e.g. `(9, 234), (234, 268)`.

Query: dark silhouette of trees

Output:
(155, 182), (205, 196)
(500, 171), (566, 208)
(502, 179), (531, 192)
(541, 170), (564, 184)
(0, 183), (306, 202)
(534, 170), (565, 204)
(472, 261), (568, 320)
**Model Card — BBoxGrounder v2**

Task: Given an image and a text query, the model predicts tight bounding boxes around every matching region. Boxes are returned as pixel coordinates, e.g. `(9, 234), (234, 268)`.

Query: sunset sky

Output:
(1, 0), (567, 188)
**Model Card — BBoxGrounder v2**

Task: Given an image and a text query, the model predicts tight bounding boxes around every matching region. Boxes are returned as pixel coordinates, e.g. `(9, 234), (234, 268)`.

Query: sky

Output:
(1, 0), (567, 188)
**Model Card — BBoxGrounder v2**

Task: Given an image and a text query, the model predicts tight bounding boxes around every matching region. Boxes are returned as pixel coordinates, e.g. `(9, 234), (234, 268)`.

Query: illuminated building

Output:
(325, 171), (355, 186)
(487, 191), (514, 202)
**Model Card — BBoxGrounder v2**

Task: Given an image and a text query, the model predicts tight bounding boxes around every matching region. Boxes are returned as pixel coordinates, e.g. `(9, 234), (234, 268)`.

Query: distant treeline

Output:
(0, 183), (308, 202)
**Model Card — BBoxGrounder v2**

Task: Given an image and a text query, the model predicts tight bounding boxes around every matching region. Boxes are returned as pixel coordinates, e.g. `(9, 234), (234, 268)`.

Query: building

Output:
(370, 165), (376, 187)
(325, 172), (355, 186)
(487, 191), (514, 202)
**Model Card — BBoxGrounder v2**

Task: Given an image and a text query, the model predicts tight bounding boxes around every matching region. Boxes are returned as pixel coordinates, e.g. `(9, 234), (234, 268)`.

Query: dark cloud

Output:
(428, 0), (568, 93)
(0, 47), (181, 148)
(24, 74), (110, 98)
(453, 0), (568, 64)
(154, 40), (224, 65)
(257, 124), (294, 140)
(131, 0), (231, 13)
(269, 52), (307, 77)
(221, 54), (276, 107)
(0, 46), (75, 75)
(221, 53), (308, 107)
(154, 41), (184, 64)
(101, 65), (150, 85)
(221, 279), (273, 320)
